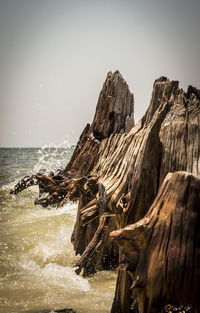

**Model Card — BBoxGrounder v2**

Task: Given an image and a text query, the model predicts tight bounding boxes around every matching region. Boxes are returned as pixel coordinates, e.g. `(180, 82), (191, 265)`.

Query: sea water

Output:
(0, 146), (116, 313)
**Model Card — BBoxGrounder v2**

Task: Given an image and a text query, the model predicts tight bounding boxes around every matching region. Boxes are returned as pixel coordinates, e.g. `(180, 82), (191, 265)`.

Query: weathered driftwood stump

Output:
(11, 70), (135, 273)
(106, 78), (200, 313)
(11, 71), (200, 312)
(111, 171), (200, 313)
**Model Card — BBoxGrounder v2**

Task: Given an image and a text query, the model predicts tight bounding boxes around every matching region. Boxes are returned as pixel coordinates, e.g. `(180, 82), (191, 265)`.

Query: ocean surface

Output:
(0, 146), (116, 313)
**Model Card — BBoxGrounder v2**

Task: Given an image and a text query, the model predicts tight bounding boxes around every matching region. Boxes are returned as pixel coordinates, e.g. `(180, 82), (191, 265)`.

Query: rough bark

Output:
(110, 171), (200, 313)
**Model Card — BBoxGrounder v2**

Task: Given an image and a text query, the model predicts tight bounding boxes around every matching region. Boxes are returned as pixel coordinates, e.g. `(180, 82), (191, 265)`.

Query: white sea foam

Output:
(20, 259), (91, 292)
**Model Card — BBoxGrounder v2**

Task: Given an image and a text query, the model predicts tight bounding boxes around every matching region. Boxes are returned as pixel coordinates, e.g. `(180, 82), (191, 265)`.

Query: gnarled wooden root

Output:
(10, 175), (37, 194)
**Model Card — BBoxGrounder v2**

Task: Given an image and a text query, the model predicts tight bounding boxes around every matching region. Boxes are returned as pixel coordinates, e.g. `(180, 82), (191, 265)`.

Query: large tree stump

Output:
(110, 171), (200, 313)
(11, 72), (200, 311)
(109, 80), (200, 313)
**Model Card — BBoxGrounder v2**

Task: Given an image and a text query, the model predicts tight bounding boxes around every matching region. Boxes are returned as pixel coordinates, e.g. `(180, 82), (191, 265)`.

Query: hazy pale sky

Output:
(0, 0), (199, 147)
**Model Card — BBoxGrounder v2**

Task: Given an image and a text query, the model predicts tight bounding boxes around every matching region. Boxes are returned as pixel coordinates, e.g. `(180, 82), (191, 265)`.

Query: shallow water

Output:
(0, 147), (117, 313)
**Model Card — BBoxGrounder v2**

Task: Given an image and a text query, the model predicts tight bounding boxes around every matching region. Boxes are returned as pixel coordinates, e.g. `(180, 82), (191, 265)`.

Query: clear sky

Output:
(0, 0), (199, 147)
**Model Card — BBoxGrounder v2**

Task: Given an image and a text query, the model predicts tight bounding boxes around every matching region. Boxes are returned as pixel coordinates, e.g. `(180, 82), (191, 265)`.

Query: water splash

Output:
(33, 141), (74, 175)
(0, 141), (75, 187)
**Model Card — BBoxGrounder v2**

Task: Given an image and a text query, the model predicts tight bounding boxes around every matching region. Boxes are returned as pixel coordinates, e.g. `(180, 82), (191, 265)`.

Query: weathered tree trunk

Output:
(110, 171), (200, 313)
(11, 72), (200, 312)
